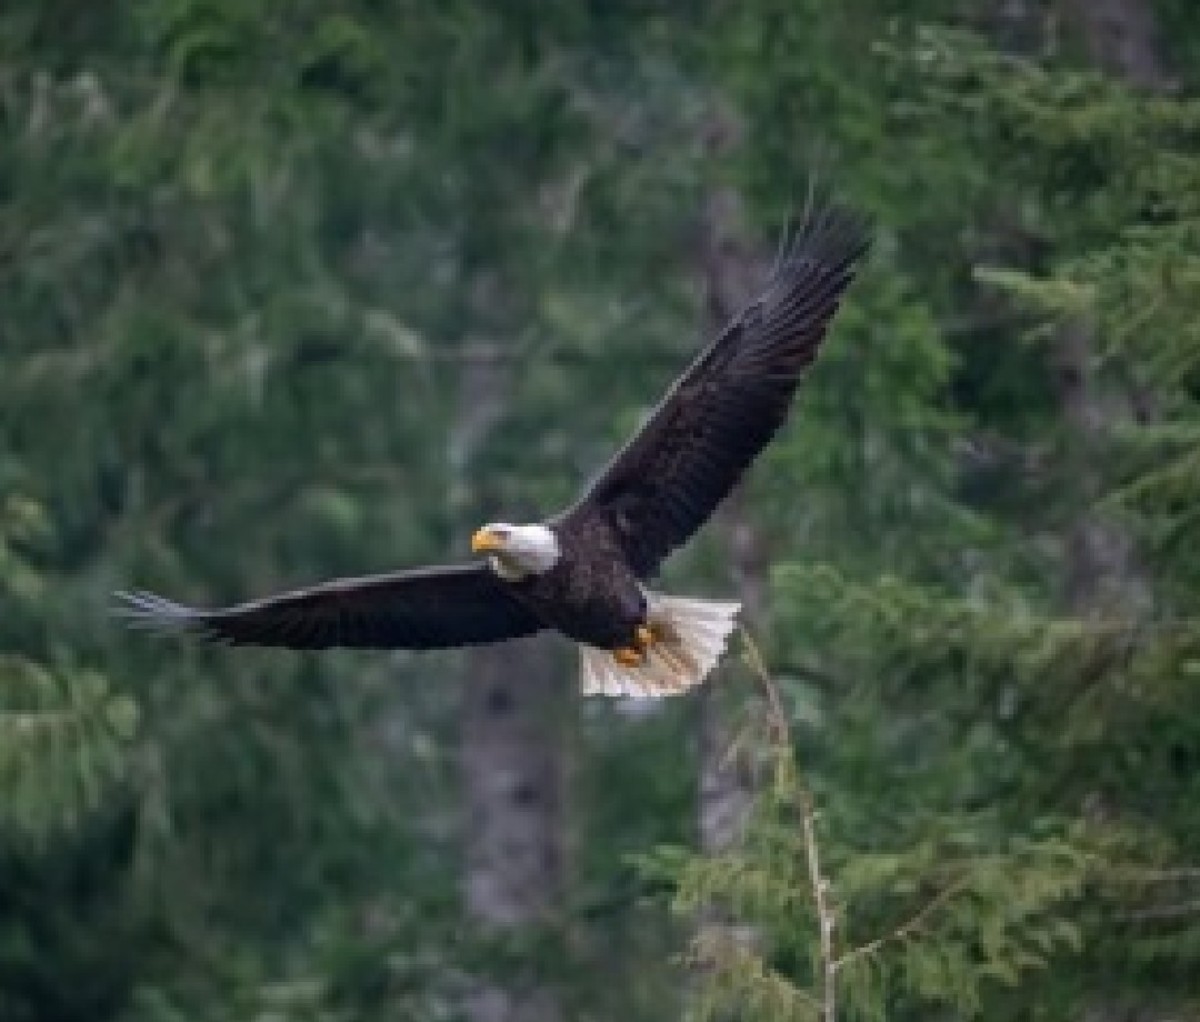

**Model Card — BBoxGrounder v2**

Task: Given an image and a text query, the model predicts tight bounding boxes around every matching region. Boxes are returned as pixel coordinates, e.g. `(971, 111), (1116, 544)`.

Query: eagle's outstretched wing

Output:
(562, 204), (870, 578)
(115, 563), (542, 650)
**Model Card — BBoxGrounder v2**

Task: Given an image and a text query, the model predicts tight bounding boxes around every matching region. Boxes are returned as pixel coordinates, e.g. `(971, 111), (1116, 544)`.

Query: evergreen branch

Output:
(1121, 900), (1200, 922)
(689, 928), (825, 1017)
(1115, 866), (1200, 883)
(739, 626), (837, 1022)
(0, 709), (85, 731)
(0, 657), (138, 838)
(832, 879), (966, 972)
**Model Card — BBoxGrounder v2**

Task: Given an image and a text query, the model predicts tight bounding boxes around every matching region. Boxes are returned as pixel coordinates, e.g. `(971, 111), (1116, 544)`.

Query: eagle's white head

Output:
(471, 522), (561, 580)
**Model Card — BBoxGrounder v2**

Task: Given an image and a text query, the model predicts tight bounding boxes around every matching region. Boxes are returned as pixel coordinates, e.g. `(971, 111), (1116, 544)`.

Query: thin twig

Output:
(802, 778), (837, 1022)
(736, 632), (997, 1015)
(833, 880), (965, 972)
(739, 625), (788, 742)
(739, 626), (838, 1022)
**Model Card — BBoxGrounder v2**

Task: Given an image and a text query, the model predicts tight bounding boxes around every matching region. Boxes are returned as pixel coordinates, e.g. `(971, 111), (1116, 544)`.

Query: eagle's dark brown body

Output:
(510, 513), (646, 649)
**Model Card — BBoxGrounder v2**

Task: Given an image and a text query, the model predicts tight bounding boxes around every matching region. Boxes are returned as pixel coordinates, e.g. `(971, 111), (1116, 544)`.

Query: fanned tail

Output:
(579, 592), (740, 698)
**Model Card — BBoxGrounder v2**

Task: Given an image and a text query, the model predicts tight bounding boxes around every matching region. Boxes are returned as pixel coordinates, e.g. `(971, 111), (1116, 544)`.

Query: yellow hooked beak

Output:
(471, 528), (504, 554)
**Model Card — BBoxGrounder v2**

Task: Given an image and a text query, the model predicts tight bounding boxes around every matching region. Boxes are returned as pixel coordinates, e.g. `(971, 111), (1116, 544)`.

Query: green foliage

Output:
(4, 1), (1200, 1019)
(664, 667), (1092, 1021)
(2, 3), (710, 1019)
(1, 484), (138, 842)
(648, 8), (1200, 1022)
(0, 656), (136, 838)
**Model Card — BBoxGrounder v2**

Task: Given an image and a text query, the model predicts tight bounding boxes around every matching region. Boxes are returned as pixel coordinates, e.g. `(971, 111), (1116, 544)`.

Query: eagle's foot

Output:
(636, 622), (679, 650)
(612, 645), (645, 668)
(637, 620), (695, 676)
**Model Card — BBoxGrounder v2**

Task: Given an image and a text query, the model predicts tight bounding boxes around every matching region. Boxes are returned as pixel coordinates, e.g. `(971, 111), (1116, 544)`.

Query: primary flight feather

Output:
(118, 204), (870, 697)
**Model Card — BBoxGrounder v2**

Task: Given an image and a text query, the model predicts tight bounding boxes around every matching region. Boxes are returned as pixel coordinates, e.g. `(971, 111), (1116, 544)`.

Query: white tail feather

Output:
(579, 592), (741, 698)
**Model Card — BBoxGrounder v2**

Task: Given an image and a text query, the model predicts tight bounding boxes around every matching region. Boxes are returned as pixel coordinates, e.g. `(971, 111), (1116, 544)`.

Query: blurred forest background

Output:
(3, 2), (1200, 1020)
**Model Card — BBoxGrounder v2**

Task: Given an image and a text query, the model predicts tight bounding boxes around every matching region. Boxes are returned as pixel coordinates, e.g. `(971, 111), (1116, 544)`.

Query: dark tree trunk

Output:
(696, 166), (774, 855)
(462, 641), (566, 928)
(460, 639), (567, 1022)
(454, 340), (568, 1022)
(1052, 0), (1165, 617)
(1054, 321), (1150, 615)
(1054, 5), (1163, 1020)
(1060, 0), (1173, 90)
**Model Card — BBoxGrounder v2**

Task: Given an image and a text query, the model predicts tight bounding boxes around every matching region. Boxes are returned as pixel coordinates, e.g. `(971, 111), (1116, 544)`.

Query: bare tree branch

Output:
(739, 626), (838, 1022)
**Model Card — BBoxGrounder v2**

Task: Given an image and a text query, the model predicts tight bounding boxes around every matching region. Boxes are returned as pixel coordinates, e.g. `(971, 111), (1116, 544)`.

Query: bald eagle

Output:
(118, 205), (869, 697)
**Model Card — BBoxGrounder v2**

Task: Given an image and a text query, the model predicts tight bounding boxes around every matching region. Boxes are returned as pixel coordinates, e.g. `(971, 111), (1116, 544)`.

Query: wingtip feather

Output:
(784, 201), (872, 272)
(111, 589), (209, 636)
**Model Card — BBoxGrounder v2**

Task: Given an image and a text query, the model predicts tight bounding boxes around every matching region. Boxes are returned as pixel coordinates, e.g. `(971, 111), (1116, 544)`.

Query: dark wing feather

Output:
(563, 204), (870, 578)
(114, 563), (542, 650)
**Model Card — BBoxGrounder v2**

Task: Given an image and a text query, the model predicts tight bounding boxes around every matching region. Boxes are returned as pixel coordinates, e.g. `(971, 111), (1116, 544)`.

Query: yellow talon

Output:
(613, 646), (644, 668)
(635, 625), (654, 649)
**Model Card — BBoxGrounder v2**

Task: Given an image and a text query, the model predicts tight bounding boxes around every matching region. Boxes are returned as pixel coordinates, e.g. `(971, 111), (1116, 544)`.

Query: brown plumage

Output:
(117, 203), (869, 696)
(560, 204), (869, 577)
(118, 564), (540, 650)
